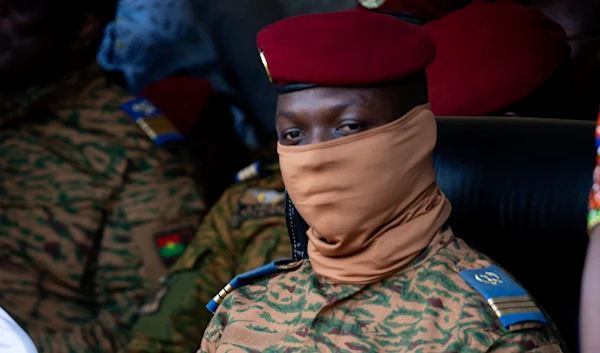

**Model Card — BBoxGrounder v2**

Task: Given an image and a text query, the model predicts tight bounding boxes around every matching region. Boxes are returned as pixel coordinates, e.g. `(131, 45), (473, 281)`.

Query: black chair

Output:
(285, 116), (595, 353)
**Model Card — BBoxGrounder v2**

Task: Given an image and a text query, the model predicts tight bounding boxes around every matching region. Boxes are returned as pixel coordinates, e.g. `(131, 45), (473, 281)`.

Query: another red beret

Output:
(256, 9), (436, 91)
(140, 77), (214, 135)
(356, 0), (461, 21)
(425, 0), (567, 116)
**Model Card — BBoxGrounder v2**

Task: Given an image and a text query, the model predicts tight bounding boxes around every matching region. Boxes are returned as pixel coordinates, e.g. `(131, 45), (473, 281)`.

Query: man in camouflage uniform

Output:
(0, 1), (205, 352)
(125, 161), (289, 353)
(199, 9), (567, 353)
(127, 4), (571, 352)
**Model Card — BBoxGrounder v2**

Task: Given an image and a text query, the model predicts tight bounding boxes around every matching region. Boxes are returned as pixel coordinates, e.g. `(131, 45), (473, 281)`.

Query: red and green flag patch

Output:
(154, 229), (194, 266)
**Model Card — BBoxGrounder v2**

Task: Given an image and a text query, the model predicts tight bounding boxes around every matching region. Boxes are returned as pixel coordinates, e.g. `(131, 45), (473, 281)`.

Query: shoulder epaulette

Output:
(460, 265), (547, 328)
(120, 97), (184, 146)
(235, 161), (265, 183)
(206, 258), (301, 314)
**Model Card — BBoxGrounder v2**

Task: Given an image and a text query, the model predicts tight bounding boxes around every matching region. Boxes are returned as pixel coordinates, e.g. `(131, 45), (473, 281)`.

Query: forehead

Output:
(276, 86), (382, 114)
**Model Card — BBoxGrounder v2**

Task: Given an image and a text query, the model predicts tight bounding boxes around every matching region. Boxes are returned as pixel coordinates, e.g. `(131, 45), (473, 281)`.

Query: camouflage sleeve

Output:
(94, 146), (204, 350)
(198, 338), (217, 353)
(483, 324), (565, 353)
(124, 187), (239, 353)
(197, 311), (228, 353)
(124, 173), (289, 353)
(23, 145), (204, 352)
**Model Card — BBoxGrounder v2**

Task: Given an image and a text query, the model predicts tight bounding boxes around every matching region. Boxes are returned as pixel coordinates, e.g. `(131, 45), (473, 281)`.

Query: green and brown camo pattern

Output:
(200, 229), (567, 353)
(0, 65), (205, 353)
(125, 163), (291, 353)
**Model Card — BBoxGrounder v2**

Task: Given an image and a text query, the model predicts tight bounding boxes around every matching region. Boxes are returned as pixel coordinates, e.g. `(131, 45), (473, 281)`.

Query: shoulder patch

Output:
(154, 228), (195, 267)
(240, 189), (285, 205)
(232, 190), (286, 230)
(206, 258), (302, 314)
(460, 266), (547, 328)
(120, 97), (184, 145)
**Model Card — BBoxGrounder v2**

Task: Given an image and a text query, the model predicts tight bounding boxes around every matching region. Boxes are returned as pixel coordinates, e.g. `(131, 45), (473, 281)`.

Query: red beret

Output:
(140, 77), (214, 135)
(256, 9), (436, 91)
(425, 0), (567, 116)
(356, 0), (460, 21)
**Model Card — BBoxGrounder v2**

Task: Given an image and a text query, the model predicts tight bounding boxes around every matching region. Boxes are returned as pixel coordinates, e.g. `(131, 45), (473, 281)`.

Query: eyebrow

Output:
(277, 98), (363, 121)
(276, 111), (297, 120)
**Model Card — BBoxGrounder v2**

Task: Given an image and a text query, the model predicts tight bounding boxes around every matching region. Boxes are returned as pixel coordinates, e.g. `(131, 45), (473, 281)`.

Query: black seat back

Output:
(285, 116), (594, 353)
(435, 116), (593, 353)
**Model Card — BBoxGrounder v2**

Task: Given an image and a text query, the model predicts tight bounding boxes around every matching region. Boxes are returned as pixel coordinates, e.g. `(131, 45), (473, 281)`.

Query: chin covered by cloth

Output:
(198, 9), (567, 353)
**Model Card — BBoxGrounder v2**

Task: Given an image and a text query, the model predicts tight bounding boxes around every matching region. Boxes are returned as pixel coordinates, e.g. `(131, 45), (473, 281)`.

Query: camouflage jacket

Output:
(125, 162), (290, 353)
(200, 228), (567, 353)
(0, 65), (205, 353)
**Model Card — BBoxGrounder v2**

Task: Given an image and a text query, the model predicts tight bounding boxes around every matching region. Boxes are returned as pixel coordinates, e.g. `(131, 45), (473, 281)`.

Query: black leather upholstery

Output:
(284, 116), (594, 353)
(435, 116), (593, 353)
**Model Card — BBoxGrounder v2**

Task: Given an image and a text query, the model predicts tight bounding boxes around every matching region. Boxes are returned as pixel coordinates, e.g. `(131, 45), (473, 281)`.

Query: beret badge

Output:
(358, 0), (387, 9)
(259, 49), (273, 83)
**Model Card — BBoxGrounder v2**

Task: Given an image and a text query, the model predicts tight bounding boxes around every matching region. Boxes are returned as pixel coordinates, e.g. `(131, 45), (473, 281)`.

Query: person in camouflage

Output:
(0, 1), (205, 352)
(199, 10), (567, 353)
(125, 161), (290, 353)
(121, 4), (571, 353)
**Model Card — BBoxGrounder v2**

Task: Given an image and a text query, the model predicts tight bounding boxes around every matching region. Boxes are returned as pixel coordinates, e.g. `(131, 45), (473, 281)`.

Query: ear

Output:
(70, 13), (102, 51)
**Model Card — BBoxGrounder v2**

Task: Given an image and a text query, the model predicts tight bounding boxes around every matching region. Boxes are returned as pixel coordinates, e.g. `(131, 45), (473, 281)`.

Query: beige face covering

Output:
(278, 104), (452, 284)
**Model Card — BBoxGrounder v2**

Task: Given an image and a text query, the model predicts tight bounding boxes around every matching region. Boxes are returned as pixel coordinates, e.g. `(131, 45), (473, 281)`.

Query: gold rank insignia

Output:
(259, 49), (273, 83)
(206, 259), (303, 314)
(487, 295), (542, 318)
(121, 97), (184, 146)
(358, 0), (387, 9)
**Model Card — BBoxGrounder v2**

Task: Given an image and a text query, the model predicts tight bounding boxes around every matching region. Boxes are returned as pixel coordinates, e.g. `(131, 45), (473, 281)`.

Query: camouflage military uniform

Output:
(0, 65), (205, 353)
(125, 162), (291, 353)
(201, 228), (566, 353)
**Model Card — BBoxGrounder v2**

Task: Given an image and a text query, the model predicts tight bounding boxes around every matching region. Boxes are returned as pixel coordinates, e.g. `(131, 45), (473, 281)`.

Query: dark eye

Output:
(336, 122), (362, 135)
(282, 129), (304, 141)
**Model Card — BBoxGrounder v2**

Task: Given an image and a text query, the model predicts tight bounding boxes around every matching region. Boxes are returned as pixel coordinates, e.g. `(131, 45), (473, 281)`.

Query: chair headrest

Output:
(435, 116), (593, 240)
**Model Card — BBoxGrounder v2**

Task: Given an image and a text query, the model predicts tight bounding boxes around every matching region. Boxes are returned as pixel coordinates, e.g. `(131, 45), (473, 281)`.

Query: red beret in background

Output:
(425, 0), (567, 116)
(356, 0), (462, 21)
(141, 77), (214, 135)
(256, 9), (436, 90)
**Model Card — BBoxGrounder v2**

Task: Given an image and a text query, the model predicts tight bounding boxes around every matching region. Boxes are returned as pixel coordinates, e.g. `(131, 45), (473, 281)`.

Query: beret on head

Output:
(425, 0), (567, 116)
(356, 0), (462, 22)
(256, 9), (436, 93)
